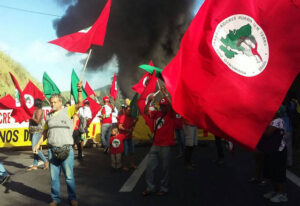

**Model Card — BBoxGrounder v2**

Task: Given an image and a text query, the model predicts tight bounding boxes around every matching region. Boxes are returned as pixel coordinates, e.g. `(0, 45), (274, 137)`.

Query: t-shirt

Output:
(150, 110), (175, 146)
(174, 113), (184, 130)
(78, 106), (92, 119)
(101, 104), (113, 124)
(270, 118), (286, 151)
(109, 134), (125, 154)
(119, 114), (135, 139)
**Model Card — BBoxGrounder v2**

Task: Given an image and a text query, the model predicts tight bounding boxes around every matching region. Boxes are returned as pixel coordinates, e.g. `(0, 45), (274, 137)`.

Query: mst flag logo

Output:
(112, 139), (121, 148)
(212, 14), (269, 77)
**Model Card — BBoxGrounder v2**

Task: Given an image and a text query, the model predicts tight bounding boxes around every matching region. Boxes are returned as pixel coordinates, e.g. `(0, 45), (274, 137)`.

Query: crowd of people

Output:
(1, 81), (300, 205)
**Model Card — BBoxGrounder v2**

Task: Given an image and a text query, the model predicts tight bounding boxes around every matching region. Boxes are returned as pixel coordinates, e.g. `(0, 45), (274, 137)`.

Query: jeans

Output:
(49, 147), (76, 203)
(123, 138), (135, 156)
(101, 123), (112, 148)
(145, 146), (171, 192)
(175, 129), (185, 155)
(0, 163), (8, 178)
(31, 133), (47, 166)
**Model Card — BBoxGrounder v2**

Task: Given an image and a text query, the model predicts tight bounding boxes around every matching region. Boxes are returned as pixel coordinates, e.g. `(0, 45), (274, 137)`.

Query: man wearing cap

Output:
(142, 86), (175, 196)
(33, 81), (83, 206)
(99, 96), (114, 153)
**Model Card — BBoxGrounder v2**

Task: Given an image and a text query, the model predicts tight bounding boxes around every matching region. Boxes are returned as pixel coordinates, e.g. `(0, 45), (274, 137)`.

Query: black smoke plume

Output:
(53, 0), (197, 97)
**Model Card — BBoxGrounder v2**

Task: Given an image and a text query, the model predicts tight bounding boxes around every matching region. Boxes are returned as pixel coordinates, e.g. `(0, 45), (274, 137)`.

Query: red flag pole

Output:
(80, 49), (93, 81)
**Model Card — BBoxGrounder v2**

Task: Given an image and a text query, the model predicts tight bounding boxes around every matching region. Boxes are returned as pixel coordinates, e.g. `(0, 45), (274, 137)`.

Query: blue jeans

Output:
(145, 146), (171, 192)
(48, 147), (76, 203)
(101, 123), (112, 148)
(0, 163), (8, 178)
(31, 133), (47, 166)
(123, 138), (135, 156)
(175, 129), (185, 155)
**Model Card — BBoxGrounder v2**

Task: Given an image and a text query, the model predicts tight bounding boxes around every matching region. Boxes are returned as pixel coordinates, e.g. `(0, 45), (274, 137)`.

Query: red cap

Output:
(103, 96), (110, 102)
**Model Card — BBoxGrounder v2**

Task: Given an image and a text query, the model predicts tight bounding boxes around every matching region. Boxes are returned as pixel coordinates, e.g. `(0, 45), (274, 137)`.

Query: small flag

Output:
(110, 73), (117, 101)
(43, 72), (61, 99)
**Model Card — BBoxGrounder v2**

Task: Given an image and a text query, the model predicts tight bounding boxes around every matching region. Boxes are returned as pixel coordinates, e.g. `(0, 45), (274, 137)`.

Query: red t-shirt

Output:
(119, 114), (135, 139)
(109, 134), (125, 154)
(150, 110), (175, 146)
(174, 113), (184, 129)
(101, 104), (113, 124)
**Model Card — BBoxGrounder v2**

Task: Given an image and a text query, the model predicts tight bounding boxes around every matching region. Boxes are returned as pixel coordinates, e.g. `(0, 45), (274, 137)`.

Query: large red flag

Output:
(0, 95), (16, 110)
(137, 71), (157, 132)
(22, 80), (45, 116)
(110, 73), (117, 101)
(84, 97), (101, 122)
(132, 61), (154, 94)
(49, 0), (111, 53)
(85, 81), (97, 97)
(162, 0), (300, 149)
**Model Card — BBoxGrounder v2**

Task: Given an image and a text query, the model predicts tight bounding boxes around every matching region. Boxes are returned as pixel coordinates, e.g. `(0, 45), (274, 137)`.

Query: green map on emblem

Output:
(220, 24), (257, 59)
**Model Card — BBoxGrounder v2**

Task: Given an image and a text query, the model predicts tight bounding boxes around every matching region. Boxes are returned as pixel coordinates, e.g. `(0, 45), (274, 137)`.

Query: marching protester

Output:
(257, 107), (288, 203)
(27, 98), (49, 171)
(174, 113), (185, 158)
(109, 127), (125, 170)
(33, 81), (83, 206)
(99, 96), (114, 154)
(142, 86), (175, 196)
(183, 120), (198, 170)
(118, 106), (137, 171)
(0, 163), (10, 185)
(78, 101), (92, 159)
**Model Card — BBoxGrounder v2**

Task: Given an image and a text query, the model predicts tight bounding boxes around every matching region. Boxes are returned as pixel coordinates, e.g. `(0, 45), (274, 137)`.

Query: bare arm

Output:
(75, 80), (83, 112)
(161, 85), (172, 105)
(33, 129), (48, 153)
(144, 95), (155, 116)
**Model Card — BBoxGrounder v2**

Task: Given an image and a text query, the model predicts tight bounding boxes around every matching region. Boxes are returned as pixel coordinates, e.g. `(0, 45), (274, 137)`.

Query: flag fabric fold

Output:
(85, 81), (97, 97)
(22, 80), (45, 116)
(137, 70), (157, 132)
(49, 0), (111, 53)
(0, 95), (16, 110)
(85, 96), (101, 122)
(130, 93), (140, 119)
(162, 0), (300, 149)
(71, 70), (88, 103)
(43, 72), (61, 99)
(110, 73), (117, 101)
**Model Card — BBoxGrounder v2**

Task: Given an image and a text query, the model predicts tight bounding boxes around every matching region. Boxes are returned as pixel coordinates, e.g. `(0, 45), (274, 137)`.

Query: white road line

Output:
(287, 169), (300, 188)
(119, 154), (149, 192)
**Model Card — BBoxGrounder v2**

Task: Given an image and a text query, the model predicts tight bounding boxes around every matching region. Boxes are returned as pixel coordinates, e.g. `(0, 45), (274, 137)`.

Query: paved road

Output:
(1, 142), (300, 206)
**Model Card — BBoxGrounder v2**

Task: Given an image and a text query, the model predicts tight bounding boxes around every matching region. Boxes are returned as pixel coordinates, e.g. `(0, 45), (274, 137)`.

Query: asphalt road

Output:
(1, 141), (300, 206)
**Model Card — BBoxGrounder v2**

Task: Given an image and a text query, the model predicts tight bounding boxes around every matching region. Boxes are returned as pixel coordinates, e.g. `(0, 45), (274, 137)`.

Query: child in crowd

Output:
(109, 127), (126, 170)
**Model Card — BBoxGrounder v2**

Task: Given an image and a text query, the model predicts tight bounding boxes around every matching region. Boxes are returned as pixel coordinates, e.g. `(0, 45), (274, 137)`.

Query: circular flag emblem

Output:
(24, 94), (34, 109)
(212, 14), (269, 77)
(112, 139), (121, 148)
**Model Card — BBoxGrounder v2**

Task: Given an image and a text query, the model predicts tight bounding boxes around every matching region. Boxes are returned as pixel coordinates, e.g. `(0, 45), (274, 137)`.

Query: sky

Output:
(0, 0), (118, 91)
(0, 0), (203, 92)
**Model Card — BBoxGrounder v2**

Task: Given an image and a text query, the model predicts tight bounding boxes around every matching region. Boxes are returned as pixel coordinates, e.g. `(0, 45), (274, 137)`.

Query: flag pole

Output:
(80, 49), (93, 81)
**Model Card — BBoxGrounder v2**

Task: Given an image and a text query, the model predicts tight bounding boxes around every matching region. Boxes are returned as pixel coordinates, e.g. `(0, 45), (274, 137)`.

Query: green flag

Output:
(71, 69), (87, 103)
(138, 64), (163, 74)
(43, 72), (61, 99)
(130, 93), (140, 119)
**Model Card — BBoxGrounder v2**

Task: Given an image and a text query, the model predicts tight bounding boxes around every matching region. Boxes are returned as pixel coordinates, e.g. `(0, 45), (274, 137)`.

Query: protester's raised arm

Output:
(75, 81), (83, 111)
(144, 94), (154, 116)
(161, 85), (172, 105)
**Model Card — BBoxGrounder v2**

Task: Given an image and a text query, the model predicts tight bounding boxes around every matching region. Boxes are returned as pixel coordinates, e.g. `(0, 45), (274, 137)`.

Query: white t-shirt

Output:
(112, 107), (118, 124)
(270, 118), (286, 151)
(78, 106), (92, 119)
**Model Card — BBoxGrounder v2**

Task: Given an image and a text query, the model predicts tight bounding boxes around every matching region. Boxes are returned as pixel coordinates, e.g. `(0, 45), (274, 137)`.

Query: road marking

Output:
(119, 154), (149, 192)
(287, 169), (300, 188)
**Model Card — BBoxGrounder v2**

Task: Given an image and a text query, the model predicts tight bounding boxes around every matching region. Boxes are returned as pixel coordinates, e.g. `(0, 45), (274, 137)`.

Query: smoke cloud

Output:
(53, 0), (198, 97)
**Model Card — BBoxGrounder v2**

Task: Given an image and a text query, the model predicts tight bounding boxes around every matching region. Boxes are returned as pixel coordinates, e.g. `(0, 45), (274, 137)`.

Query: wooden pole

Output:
(80, 49), (93, 81)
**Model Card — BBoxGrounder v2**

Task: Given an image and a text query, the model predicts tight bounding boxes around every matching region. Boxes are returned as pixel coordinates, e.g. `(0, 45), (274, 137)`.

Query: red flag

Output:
(110, 73), (117, 101)
(85, 97), (101, 122)
(132, 61), (154, 94)
(22, 80), (45, 116)
(162, 0), (300, 149)
(0, 95), (16, 110)
(137, 71), (157, 132)
(11, 107), (31, 123)
(49, 0), (111, 53)
(85, 81), (97, 97)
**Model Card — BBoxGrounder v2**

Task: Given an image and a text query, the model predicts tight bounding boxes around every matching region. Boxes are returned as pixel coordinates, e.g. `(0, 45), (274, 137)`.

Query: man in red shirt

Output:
(142, 86), (175, 196)
(98, 96), (114, 153)
(119, 106), (137, 171)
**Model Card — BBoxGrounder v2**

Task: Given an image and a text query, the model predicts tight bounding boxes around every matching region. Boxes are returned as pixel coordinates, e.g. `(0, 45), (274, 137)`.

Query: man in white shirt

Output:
(78, 101), (92, 159)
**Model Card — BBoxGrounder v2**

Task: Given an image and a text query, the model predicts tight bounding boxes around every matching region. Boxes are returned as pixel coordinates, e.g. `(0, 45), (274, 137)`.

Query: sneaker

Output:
(270, 193), (288, 203)
(263, 191), (276, 199)
(0, 175), (10, 185)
